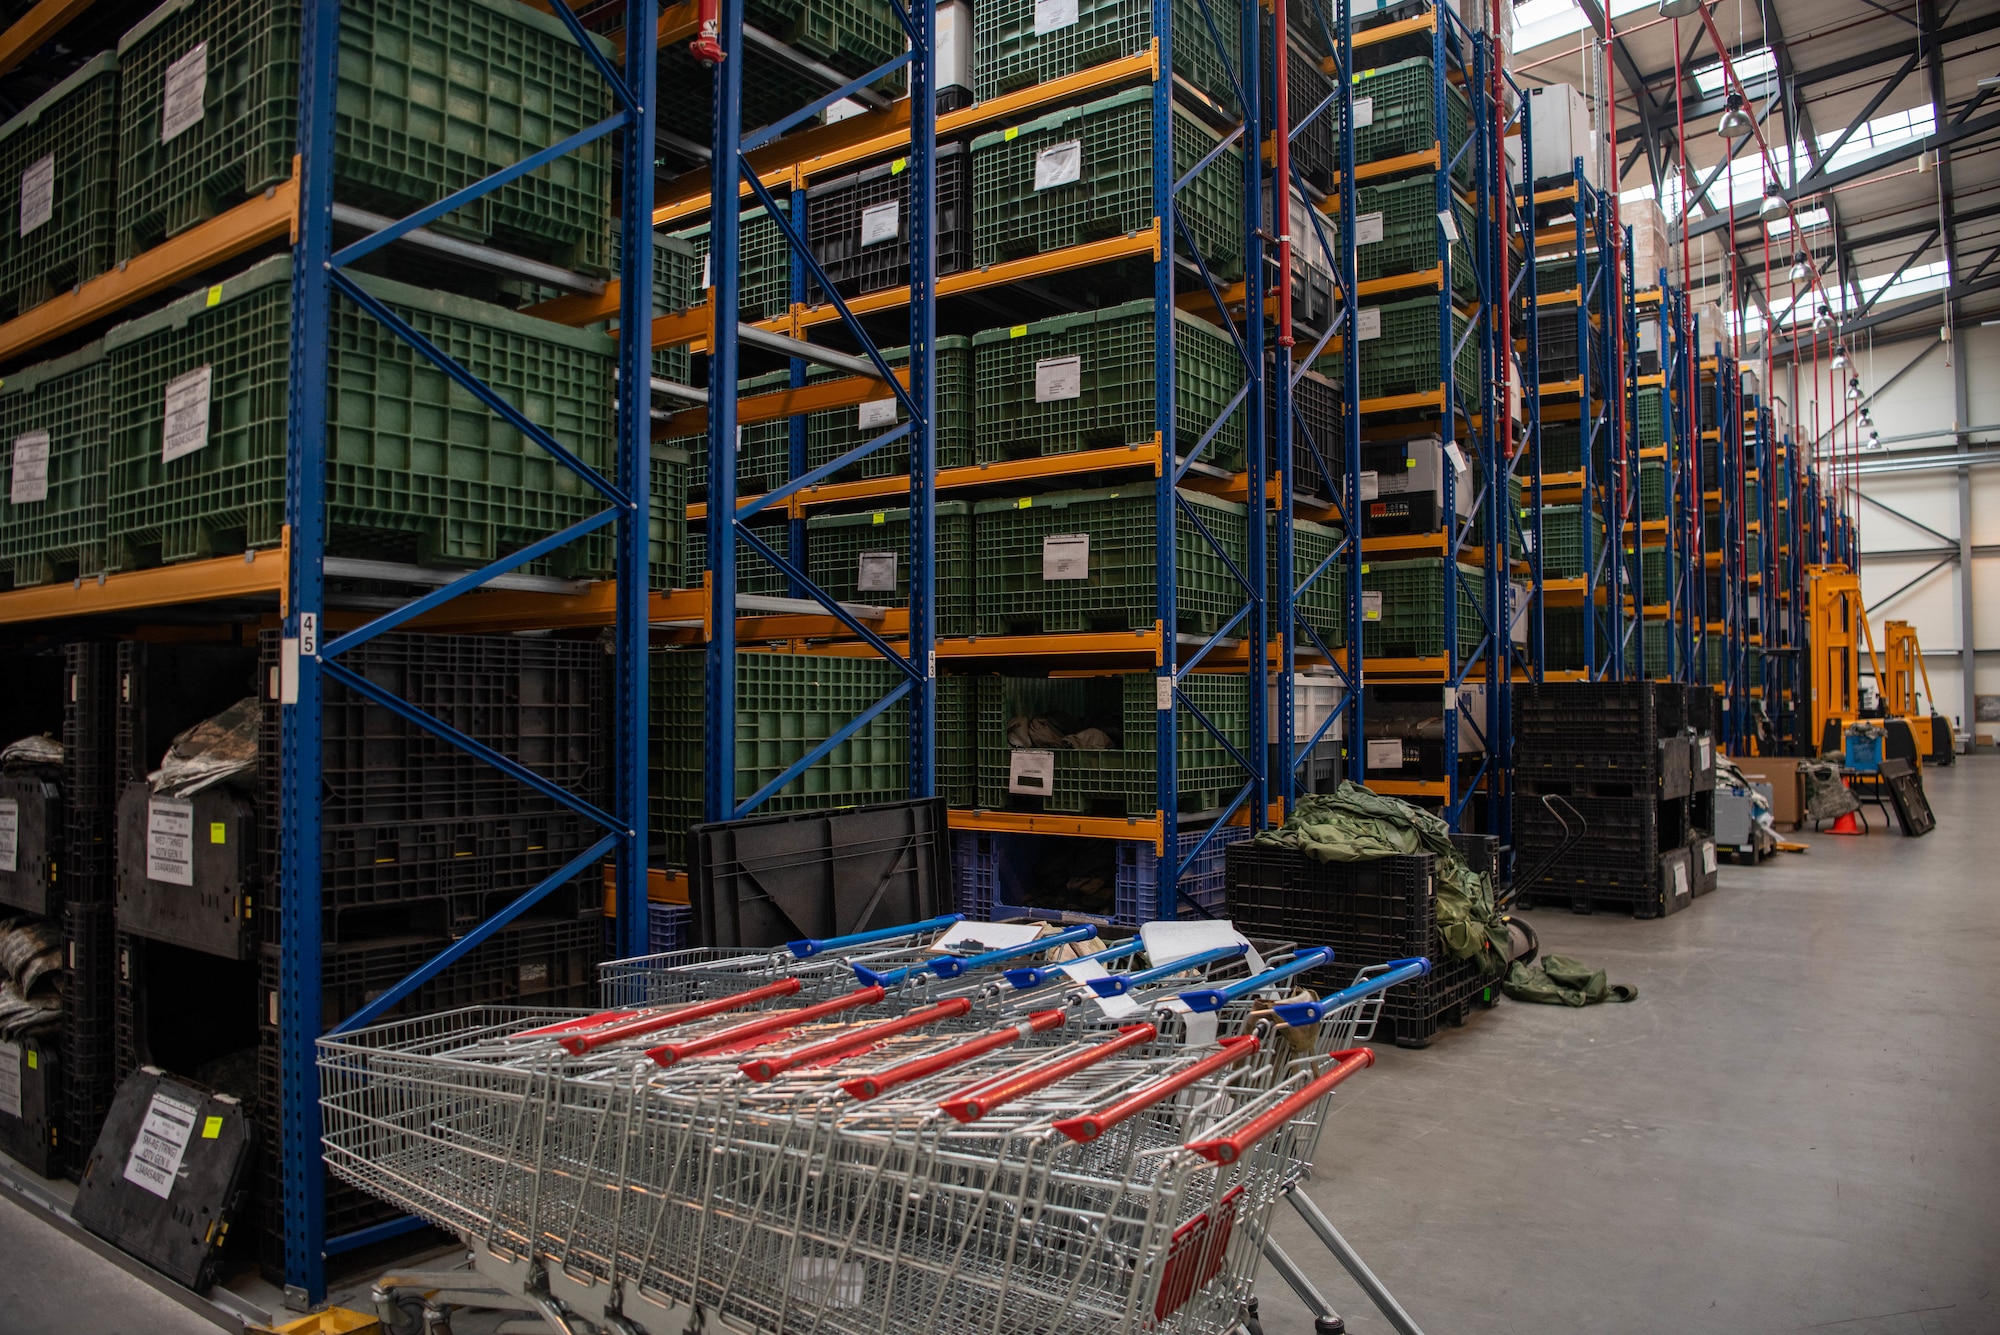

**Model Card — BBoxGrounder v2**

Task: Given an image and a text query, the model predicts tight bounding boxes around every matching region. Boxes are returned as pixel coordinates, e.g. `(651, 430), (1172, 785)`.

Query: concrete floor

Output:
(3, 761), (1995, 1335)
(1262, 756), (2000, 1335)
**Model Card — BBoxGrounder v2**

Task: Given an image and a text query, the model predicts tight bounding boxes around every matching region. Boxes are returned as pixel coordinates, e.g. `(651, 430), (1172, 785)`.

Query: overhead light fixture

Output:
(1846, 376), (1862, 401)
(1831, 345), (1848, 369)
(1980, 74), (2000, 90)
(1789, 254), (1810, 282)
(1660, 0), (1703, 15)
(1718, 92), (1753, 138)
(1814, 304), (1833, 332)
(1860, 405), (1873, 425)
(1864, 431), (1882, 451)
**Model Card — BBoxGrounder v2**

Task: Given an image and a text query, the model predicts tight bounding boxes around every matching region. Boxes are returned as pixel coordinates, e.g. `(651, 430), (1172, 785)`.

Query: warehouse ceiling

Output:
(1509, 0), (2000, 367)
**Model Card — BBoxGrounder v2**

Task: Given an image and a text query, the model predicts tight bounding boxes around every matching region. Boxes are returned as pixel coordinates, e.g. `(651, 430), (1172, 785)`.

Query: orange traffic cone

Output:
(1827, 810), (1863, 836)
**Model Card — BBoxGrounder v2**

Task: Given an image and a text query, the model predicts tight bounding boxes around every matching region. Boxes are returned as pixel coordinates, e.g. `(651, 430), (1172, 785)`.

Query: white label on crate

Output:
(1156, 673), (1173, 711)
(1042, 532), (1089, 580)
(857, 396), (898, 429)
(0, 797), (15, 873)
(1359, 470), (1379, 501)
(161, 43), (208, 143)
(9, 431), (47, 505)
(1352, 96), (1373, 129)
(1437, 209), (1460, 243)
(18, 153), (52, 236)
(1442, 685), (1456, 710)
(1366, 738), (1403, 769)
(860, 199), (901, 247)
(146, 796), (195, 886)
(123, 1090), (200, 1200)
(1702, 842), (1717, 873)
(1034, 354), (1081, 402)
(160, 365), (213, 463)
(1355, 211), (1384, 246)
(1523, 528), (1535, 553)
(1356, 307), (1381, 341)
(1033, 140), (1082, 191)
(280, 637), (300, 704)
(1034, 0), (1078, 32)
(0, 1040), (19, 1119)
(1699, 737), (1713, 769)
(1061, 959), (1143, 1018)
(856, 550), (897, 592)
(1008, 748), (1056, 795)
(700, 253), (710, 290)
(1361, 590), (1382, 621)
(790, 1258), (865, 1310)
(1671, 859), (1689, 900)
(1444, 441), (1468, 475)
(930, 921), (1041, 953)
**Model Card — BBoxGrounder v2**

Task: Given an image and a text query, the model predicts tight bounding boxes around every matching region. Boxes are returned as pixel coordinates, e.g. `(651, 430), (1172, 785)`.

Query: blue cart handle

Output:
(1003, 939), (1146, 990)
(856, 925), (1099, 988)
(1178, 947), (1335, 1013)
(1270, 958), (1432, 1027)
(1088, 944), (1249, 997)
(787, 914), (965, 960)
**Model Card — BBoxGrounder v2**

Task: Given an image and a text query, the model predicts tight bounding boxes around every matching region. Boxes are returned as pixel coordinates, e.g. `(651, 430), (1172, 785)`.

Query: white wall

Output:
(1801, 327), (2000, 742)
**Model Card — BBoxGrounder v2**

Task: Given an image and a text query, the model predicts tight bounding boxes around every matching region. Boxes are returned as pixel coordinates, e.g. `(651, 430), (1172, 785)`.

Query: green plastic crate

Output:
(1356, 296), (1479, 406)
(650, 648), (910, 866)
(1537, 503), (1607, 581)
(1354, 56), (1472, 185)
(1640, 459), (1665, 521)
(973, 300), (1245, 468)
(973, 485), (1247, 636)
(1631, 543), (1666, 605)
(683, 510), (795, 597)
(1533, 251), (1599, 296)
(609, 229), (699, 387)
(1643, 631), (1669, 679)
(973, 0), (1239, 110)
(1273, 515), (1346, 649)
(937, 674), (978, 808)
(650, 447), (687, 592)
(115, 0), (612, 270)
(1354, 174), (1476, 300)
(1637, 384), (1663, 447)
(1542, 602), (1585, 671)
(0, 340), (109, 587)
(1704, 634), (1725, 682)
(805, 337), (975, 482)
(104, 255), (617, 573)
(1471, 470), (1525, 561)
(1537, 420), (1580, 474)
(669, 369), (795, 496)
(0, 53), (119, 320)
(805, 501), (974, 636)
(675, 202), (793, 324)
(1360, 557), (1482, 659)
(970, 87), (1243, 281)
(975, 672), (1248, 816)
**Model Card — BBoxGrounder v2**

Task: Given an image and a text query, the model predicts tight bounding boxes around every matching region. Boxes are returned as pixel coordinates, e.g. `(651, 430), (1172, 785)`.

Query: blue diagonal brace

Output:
(735, 526), (922, 679)
(740, 422), (911, 520)
(544, 1), (633, 107)
(743, 53), (912, 152)
(738, 680), (913, 816)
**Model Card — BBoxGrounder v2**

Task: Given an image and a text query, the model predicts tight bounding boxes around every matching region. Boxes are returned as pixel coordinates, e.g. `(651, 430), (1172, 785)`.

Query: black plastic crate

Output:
(114, 933), (259, 1093)
(807, 141), (970, 300)
(62, 642), (118, 892)
(1263, 30), (1335, 191)
(61, 899), (117, 1172)
(1514, 680), (1664, 753)
(1538, 312), (1580, 383)
(115, 780), (258, 960)
(1271, 367), (1344, 498)
(115, 643), (261, 793)
(0, 1033), (62, 1177)
(1224, 844), (1500, 1048)
(0, 773), (60, 915)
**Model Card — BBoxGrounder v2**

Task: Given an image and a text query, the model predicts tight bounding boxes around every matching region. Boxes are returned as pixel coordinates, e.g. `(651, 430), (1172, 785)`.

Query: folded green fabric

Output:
(1501, 953), (1638, 1007)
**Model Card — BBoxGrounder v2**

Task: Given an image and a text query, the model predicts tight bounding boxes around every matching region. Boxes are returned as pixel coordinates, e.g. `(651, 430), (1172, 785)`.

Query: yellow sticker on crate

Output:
(872, 512), (886, 524)
(26, 1050), (36, 1069)
(203, 1116), (223, 1139)
(206, 285), (223, 307)
(1005, 127), (1019, 141)
(891, 158), (907, 174)
(210, 822), (226, 844)
(1016, 497), (1031, 508)
(1360, 563), (1370, 574)
(1009, 324), (1027, 338)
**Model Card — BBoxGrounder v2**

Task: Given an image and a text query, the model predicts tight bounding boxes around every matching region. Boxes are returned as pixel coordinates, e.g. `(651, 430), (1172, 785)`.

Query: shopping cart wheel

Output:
(1315, 1317), (1348, 1334)
(1243, 1296), (1265, 1335)
(421, 1303), (453, 1335)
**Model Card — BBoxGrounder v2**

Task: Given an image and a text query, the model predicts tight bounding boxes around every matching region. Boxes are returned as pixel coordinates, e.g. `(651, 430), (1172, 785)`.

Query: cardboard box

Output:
(1731, 755), (1803, 829)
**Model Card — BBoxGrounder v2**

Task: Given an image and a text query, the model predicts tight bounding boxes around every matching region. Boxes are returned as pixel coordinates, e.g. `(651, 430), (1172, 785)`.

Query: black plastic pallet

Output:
(806, 140), (971, 300)
(60, 899), (117, 1175)
(61, 642), (118, 893)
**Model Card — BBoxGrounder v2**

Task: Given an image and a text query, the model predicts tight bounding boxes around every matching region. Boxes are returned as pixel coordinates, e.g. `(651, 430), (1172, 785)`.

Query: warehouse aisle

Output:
(0, 1192), (223, 1334)
(1265, 759), (2000, 1335)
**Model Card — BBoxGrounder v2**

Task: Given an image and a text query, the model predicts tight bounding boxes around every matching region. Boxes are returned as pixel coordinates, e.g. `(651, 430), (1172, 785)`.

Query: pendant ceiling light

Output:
(1718, 92), (1753, 138)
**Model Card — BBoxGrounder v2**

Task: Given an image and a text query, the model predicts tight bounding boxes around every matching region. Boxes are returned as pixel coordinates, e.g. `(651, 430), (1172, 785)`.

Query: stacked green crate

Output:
(975, 672), (1248, 816)
(669, 370), (794, 496)
(1537, 503), (1607, 581)
(974, 486), (1247, 636)
(650, 446), (687, 592)
(1354, 296), (1479, 406)
(1537, 420), (1581, 474)
(611, 229), (699, 387)
(805, 337), (975, 483)
(1360, 558), (1481, 659)
(973, 301), (1245, 468)
(973, 0), (1238, 108)
(1746, 643), (1762, 685)
(1643, 631), (1671, 679)
(1542, 603), (1585, 671)
(0, 53), (119, 320)
(1471, 470), (1526, 561)
(1353, 175), (1476, 299)
(650, 649), (910, 866)
(937, 674), (978, 808)
(970, 87), (1243, 281)
(0, 341), (109, 587)
(1747, 528), (1761, 567)
(1705, 634), (1725, 682)
(1533, 251), (1598, 296)
(805, 502), (975, 636)
(104, 255), (615, 574)
(1354, 56), (1472, 186)
(1637, 384), (1663, 447)
(1637, 544), (1666, 605)
(115, 0), (611, 269)
(1275, 516), (1346, 648)
(675, 202), (793, 323)
(1640, 460), (1666, 521)
(683, 511), (794, 597)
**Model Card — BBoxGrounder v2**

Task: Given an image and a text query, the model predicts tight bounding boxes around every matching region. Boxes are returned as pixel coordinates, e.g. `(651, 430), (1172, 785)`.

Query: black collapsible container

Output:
(71, 1067), (254, 1292)
(0, 1033), (62, 1177)
(62, 898), (117, 1173)
(0, 773), (60, 914)
(807, 141), (970, 300)
(114, 780), (259, 959)
(62, 642), (118, 898)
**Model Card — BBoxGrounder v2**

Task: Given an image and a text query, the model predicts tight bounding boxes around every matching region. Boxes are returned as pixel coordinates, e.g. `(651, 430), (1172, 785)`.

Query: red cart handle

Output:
(557, 979), (802, 1054)
(940, 1023), (1158, 1124)
(1183, 1048), (1374, 1165)
(739, 998), (973, 1082)
(1050, 1035), (1259, 1143)
(841, 1010), (1066, 1101)
(648, 985), (886, 1067)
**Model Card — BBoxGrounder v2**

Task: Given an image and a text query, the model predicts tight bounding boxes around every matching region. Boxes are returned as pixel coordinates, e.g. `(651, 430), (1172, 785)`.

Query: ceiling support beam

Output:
(1916, 0), (1961, 334)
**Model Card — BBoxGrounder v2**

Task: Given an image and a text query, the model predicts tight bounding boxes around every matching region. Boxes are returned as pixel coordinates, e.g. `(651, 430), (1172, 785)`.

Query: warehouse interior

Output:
(0, 0), (1993, 1329)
